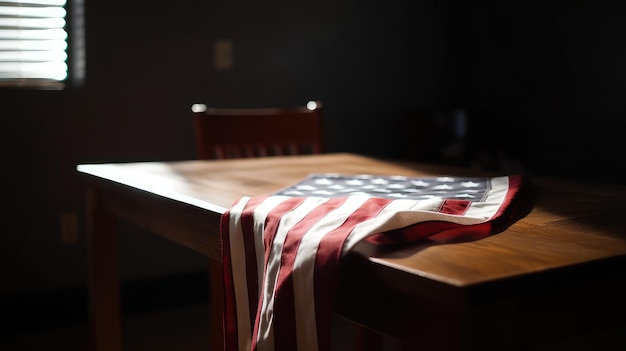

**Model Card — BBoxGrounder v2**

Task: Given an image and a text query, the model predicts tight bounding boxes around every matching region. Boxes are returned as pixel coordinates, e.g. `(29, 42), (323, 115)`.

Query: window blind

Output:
(0, 0), (68, 88)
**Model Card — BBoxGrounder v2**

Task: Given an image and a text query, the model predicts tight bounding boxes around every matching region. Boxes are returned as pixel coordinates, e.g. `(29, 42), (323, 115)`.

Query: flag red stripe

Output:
(439, 199), (471, 215)
(313, 197), (392, 350)
(250, 197), (306, 349)
(220, 209), (239, 350)
(271, 198), (347, 350)
(240, 196), (269, 330)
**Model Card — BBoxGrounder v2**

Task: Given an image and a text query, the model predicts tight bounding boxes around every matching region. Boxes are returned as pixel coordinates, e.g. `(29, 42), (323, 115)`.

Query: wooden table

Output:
(77, 153), (626, 351)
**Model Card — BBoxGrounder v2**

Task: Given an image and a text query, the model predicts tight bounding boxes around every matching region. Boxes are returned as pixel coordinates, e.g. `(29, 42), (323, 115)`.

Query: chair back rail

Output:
(192, 101), (325, 160)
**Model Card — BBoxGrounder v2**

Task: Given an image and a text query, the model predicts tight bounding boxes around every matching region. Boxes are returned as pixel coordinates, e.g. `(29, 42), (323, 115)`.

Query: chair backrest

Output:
(192, 100), (325, 160)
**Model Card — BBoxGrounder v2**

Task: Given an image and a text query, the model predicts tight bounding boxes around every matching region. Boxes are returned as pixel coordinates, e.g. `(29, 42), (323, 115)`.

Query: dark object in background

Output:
(404, 107), (529, 175)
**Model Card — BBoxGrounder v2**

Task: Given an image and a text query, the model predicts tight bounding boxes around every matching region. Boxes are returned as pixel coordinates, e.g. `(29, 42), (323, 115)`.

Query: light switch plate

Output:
(215, 39), (234, 70)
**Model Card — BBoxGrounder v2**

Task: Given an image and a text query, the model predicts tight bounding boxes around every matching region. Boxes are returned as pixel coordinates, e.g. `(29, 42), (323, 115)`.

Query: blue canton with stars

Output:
(275, 174), (491, 201)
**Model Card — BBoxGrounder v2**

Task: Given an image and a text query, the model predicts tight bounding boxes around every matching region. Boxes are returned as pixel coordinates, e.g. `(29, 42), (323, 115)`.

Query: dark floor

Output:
(0, 301), (402, 351)
(1, 302), (210, 351)
(3, 302), (626, 351)
(3, 269), (624, 351)
(0, 269), (406, 351)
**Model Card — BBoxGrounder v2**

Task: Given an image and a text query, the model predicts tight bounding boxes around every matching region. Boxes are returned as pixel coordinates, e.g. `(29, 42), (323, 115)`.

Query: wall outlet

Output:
(60, 212), (79, 244)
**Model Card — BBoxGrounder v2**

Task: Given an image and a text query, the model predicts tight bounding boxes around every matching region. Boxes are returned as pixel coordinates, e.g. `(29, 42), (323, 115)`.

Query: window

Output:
(0, 0), (79, 89)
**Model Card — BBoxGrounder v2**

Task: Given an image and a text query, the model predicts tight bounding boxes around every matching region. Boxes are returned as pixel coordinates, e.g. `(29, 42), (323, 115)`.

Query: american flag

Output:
(220, 173), (528, 351)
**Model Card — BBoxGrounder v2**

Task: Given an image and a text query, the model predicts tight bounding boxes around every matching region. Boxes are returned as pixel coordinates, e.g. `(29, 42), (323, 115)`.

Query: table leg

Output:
(355, 327), (383, 350)
(87, 187), (121, 351)
(209, 257), (224, 350)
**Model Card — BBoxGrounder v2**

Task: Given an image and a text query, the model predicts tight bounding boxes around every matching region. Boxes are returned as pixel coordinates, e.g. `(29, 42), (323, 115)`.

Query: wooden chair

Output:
(191, 100), (325, 350)
(191, 100), (325, 160)
(192, 101), (389, 349)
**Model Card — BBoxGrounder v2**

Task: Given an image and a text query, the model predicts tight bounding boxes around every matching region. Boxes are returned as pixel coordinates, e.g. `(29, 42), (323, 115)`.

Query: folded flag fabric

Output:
(220, 173), (530, 351)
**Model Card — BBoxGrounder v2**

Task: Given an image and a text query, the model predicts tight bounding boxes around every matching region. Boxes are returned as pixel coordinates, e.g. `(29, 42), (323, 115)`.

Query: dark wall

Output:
(447, 1), (626, 181)
(1, 0), (624, 295)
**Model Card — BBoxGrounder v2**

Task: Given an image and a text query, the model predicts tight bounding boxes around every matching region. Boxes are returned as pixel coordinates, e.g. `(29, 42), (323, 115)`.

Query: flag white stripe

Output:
(249, 196), (293, 351)
(293, 195), (372, 351)
(343, 198), (426, 252)
(256, 197), (331, 350)
(342, 177), (513, 252)
(252, 196), (292, 294)
(227, 195), (295, 351)
(227, 197), (254, 351)
(466, 176), (510, 219)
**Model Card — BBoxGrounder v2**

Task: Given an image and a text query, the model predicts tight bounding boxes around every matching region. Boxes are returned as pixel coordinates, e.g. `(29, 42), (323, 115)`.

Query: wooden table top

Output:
(77, 153), (626, 291)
